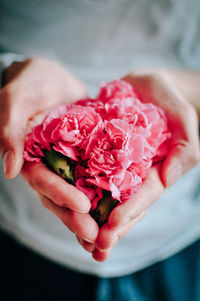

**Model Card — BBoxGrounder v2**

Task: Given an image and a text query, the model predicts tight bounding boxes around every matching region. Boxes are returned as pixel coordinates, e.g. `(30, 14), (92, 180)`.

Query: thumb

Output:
(162, 141), (200, 187)
(161, 97), (200, 187)
(0, 87), (25, 179)
(1, 128), (25, 179)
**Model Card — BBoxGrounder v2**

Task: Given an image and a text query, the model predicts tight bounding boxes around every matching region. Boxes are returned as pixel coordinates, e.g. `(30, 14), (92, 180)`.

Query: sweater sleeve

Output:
(0, 53), (25, 89)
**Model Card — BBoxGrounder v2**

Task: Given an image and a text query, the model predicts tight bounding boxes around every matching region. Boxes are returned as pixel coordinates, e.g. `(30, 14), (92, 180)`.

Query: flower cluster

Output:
(24, 80), (171, 209)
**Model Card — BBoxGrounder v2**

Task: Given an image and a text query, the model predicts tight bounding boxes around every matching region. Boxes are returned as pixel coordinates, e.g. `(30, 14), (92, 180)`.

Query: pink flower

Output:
(23, 132), (44, 163)
(24, 80), (171, 209)
(74, 164), (103, 210)
(83, 119), (149, 201)
(97, 80), (138, 102)
(75, 98), (105, 117)
(24, 104), (102, 162)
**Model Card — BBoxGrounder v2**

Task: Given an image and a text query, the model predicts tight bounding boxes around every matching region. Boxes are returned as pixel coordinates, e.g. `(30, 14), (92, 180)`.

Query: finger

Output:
(39, 193), (99, 243)
(0, 87), (26, 178)
(123, 73), (200, 186)
(76, 236), (96, 253)
(161, 104), (200, 186)
(22, 161), (91, 213)
(77, 211), (147, 258)
(95, 210), (147, 252)
(0, 129), (25, 179)
(92, 211), (146, 262)
(108, 165), (164, 229)
(92, 247), (112, 262)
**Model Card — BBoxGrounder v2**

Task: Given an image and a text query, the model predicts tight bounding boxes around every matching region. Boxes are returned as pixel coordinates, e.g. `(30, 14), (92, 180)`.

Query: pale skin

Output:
(0, 58), (199, 261)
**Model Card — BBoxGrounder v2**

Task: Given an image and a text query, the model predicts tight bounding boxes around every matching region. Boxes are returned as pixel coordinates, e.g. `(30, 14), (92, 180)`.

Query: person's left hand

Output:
(77, 70), (200, 261)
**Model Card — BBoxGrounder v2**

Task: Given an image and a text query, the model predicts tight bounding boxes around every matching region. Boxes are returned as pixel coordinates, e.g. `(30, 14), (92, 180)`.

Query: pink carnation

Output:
(24, 80), (171, 209)
(97, 80), (138, 102)
(24, 104), (102, 162)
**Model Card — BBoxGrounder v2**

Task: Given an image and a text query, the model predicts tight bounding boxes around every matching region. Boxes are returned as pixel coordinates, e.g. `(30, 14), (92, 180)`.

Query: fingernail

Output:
(98, 247), (112, 252)
(77, 236), (84, 245)
(75, 209), (90, 214)
(81, 236), (95, 244)
(77, 199), (91, 213)
(77, 236), (96, 253)
(98, 236), (119, 252)
(3, 150), (13, 178)
(166, 161), (182, 187)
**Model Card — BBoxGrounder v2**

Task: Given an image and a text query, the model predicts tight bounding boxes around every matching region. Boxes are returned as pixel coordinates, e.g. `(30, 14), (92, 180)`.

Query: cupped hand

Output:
(0, 57), (87, 178)
(0, 57), (99, 244)
(90, 71), (200, 261)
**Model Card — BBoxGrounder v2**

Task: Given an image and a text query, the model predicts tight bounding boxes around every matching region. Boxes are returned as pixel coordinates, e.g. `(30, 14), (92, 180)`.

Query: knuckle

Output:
(29, 169), (44, 190)
(178, 102), (198, 125)
(190, 149), (200, 166)
(0, 87), (23, 130)
(40, 177), (58, 194)
(41, 196), (51, 210)
(181, 102), (195, 117)
(114, 233), (121, 245)
(180, 143), (200, 169)
(61, 211), (73, 231)
(0, 125), (10, 141)
(144, 72), (164, 88)
(1, 81), (26, 106)
(139, 209), (147, 219)
(0, 86), (11, 99)
(67, 209), (76, 222)
(45, 176), (57, 190)
(98, 236), (113, 251)
(1, 85), (16, 103)
(60, 210), (68, 225)
(33, 177), (43, 191)
(73, 81), (88, 100)
(28, 177), (38, 190)
(108, 207), (123, 228)
(107, 235), (115, 249)
(178, 101), (190, 113)
(126, 212), (138, 223)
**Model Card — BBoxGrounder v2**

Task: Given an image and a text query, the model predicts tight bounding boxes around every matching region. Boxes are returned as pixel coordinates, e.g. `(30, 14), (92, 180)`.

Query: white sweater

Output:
(0, 0), (200, 277)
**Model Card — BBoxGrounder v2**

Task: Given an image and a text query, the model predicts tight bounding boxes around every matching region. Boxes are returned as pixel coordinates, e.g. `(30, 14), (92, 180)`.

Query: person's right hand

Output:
(0, 57), (99, 245)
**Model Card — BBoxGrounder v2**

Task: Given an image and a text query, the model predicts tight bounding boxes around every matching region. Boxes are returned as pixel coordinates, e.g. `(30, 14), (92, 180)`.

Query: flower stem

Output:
(43, 148), (75, 185)
(43, 149), (118, 228)
(90, 192), (119, 228)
